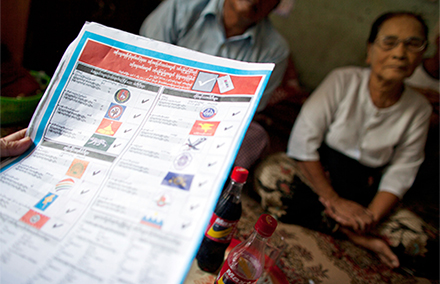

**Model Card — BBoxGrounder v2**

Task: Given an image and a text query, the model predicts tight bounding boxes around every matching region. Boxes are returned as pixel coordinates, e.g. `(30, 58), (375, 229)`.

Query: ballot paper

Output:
(0, 22), (274, 284)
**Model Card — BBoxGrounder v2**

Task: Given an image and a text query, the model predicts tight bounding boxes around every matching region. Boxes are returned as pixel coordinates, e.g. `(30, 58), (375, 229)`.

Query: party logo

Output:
(189, 120), (220, 136)
(34, 193), (58, 211)
(184, 137), (207, 151)
(141, 213), (164, 229)
(66, 159), (89, 179)
(55, 178), (75, 192)
(161, 172), (194, 191)
(105, 103), (126, 121)
(114, 89), (130, 104)
(155, 194), (171, 207)
(95, 118), (122, 136)
(20, 210), (50, 229)
(173, 152), (192, 170)
(200, 106), (217, 120)
(84, 134), (116, 151)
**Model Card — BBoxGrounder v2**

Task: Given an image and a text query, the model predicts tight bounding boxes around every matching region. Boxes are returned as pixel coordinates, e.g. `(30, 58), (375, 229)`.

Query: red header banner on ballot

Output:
(79, 40), (262, 95)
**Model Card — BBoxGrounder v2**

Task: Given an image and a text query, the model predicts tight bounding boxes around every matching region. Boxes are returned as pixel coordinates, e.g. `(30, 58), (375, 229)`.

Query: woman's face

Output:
(366, 16), (426, 83)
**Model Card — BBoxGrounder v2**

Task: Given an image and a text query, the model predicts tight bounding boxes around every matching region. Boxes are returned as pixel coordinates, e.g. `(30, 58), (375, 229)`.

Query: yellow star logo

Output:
(198, 123), (214, 133)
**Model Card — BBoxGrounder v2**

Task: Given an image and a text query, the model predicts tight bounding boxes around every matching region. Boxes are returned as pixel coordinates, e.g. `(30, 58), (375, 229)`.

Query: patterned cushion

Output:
(253, 152), (439, 276)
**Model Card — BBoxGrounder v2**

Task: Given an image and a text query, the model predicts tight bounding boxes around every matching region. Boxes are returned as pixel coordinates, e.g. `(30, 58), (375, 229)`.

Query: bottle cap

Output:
(231, 167), (249, 183)
(255, 214), (277, 238)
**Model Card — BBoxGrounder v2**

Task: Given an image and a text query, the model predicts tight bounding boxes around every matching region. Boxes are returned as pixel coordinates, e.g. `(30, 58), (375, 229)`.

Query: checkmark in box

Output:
(192, 72), (219, 92)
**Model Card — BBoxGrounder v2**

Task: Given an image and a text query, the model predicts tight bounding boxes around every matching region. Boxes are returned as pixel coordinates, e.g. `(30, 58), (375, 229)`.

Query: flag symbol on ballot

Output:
(161, 172), (194, 190)
(189, 120), (220, 136)
(96, 118), (122, 136)
(20, 210), (50, 229)
(141, 213), (164, 229)
(66, 159), (89, 179)
(34, 193), (58, 211)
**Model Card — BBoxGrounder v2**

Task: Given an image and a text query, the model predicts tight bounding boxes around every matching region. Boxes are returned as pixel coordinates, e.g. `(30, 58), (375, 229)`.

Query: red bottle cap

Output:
(231, 167), (248, 183)
(255, 214), (277, 238)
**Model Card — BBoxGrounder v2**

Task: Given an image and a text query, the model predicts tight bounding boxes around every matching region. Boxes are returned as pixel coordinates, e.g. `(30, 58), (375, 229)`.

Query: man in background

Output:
(140, 0), (290, 169)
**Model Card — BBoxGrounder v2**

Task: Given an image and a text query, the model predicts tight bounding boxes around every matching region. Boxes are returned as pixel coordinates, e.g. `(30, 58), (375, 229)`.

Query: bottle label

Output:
(215, 259), (258, 284)
(205, 213), (238, 243)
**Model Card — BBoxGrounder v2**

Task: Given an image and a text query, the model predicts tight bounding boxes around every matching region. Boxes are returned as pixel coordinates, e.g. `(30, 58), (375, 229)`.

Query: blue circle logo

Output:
(200, 106), (217, 120)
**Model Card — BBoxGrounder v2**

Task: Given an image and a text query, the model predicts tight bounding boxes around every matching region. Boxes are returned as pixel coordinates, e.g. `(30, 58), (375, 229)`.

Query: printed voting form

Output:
(0, 22), (273, 284)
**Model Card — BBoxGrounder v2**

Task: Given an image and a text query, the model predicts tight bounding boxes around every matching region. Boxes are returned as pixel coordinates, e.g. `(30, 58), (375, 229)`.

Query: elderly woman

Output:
(285, 12), (432, 269)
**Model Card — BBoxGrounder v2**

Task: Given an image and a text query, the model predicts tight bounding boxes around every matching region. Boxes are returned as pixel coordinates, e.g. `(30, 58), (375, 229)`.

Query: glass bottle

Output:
(196, 166), (249, 272)
(214, 214), (278, 284)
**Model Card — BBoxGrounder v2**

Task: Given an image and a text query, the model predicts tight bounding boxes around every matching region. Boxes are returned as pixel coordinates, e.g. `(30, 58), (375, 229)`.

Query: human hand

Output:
(0, 129), (33, 158)
(319, 196), (376, 233)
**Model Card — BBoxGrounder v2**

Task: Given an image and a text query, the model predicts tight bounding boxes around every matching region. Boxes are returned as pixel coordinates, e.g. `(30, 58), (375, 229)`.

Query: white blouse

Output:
(287, 67), (432, 199)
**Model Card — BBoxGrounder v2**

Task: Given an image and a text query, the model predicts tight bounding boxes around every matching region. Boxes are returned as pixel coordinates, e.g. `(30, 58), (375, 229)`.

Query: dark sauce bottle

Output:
(196, 167), (248, 273)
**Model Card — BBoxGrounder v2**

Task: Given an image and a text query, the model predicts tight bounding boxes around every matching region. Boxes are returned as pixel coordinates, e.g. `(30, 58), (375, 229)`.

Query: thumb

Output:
(1, 137), (33, 158)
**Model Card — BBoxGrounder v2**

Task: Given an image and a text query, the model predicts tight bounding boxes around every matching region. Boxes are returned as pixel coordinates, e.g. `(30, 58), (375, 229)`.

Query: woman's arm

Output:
(296, 160), (336, 200)
(297, 160), (375, 233)
(368, 191), (399, 223)
(288, 69), (377, 232)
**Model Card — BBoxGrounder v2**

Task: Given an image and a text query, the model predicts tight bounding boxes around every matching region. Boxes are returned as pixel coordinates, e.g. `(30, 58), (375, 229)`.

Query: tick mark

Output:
(182, 222), (191, 229)
(198, 78), (216, 86)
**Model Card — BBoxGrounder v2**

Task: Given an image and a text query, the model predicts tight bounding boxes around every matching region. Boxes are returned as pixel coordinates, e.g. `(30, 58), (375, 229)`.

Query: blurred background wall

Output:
(1, 0), (161, 76)
(270, 0), (439, 91)
(2, 0), (439, 91)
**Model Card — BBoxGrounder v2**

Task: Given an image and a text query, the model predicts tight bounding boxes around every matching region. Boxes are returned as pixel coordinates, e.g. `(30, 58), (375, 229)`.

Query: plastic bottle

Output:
(214, 214), (278, 284)
(196, 166), (249, 273)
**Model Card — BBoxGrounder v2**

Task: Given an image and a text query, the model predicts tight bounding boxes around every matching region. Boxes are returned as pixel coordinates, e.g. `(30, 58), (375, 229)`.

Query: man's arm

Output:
(139, 0), (179, 43)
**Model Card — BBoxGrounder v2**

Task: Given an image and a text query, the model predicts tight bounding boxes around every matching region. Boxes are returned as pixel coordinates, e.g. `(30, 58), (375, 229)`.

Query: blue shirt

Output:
(140, 0), (289, 111)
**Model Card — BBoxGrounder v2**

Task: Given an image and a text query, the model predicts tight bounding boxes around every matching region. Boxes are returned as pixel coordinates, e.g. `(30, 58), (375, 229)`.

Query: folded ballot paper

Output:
(0, 22), (273, 284)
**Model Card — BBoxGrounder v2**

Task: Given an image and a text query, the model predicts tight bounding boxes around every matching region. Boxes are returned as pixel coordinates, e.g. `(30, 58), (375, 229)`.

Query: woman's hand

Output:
(0, 129), (33, 158)
(320, 196), (376, 233)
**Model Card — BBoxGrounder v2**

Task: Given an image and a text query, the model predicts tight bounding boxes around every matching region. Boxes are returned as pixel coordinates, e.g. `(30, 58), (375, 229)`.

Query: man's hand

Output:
(320, 196), (376, 233)
(0, 129), (33, 158)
